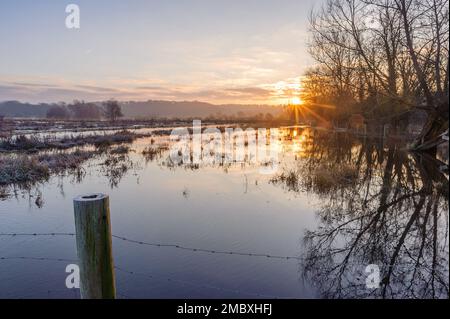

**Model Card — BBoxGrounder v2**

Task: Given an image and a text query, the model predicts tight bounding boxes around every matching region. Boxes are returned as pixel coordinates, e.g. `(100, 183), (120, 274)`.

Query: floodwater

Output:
(0, 126), (448, 299)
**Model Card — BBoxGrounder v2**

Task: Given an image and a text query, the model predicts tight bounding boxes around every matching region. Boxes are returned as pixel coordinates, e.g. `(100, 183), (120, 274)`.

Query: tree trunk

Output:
(411, 103), (449, 155)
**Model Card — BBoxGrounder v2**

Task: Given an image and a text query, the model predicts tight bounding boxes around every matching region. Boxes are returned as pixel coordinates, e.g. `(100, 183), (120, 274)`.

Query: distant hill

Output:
(0, 100), (282, 119)
(0, 101), (53, 118)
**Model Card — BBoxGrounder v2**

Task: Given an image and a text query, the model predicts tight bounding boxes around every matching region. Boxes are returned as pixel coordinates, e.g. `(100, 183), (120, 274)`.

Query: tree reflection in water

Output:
(4, 128), (445, 298)
(272, 129), (449, 299)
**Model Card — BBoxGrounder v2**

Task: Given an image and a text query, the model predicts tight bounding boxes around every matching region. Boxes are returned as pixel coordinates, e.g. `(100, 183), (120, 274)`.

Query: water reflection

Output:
(271, 130), (449, 298)
(140, 127), (448, 298)
(1, 126), (448, 299)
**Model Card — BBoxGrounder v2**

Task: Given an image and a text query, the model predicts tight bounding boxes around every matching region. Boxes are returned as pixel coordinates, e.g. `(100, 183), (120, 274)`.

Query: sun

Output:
(291, 97), (302, 105)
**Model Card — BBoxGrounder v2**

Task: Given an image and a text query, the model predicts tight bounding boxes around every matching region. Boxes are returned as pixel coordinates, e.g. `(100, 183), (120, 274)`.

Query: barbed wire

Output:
(0, 232), (301, 261)
(0, 256), (76, 262)
(114, 266), (294, 299)
(0, 233), (442, 269)
(5, 288), (80, 299)
(0, 232), (75, 237)
(0, 252), (435, 270)
(111, 234), (301, 260)
(0, 255), (296, 299)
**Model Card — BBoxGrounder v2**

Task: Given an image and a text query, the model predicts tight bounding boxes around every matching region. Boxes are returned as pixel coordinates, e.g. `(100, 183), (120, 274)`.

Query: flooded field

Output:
(0, 126), (448, 299)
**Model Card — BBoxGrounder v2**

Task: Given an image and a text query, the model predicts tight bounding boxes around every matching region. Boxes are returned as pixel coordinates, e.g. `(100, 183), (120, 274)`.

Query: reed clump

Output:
(0, 130), (147, 152)
(0, 156), (49, 185)
(0, 150), (96, 186)
(142, 144), (169, 162)
(311, 164), (358, 194)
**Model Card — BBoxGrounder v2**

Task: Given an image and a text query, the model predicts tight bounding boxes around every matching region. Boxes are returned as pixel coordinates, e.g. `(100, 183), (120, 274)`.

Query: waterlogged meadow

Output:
(0, 126), (448, 299)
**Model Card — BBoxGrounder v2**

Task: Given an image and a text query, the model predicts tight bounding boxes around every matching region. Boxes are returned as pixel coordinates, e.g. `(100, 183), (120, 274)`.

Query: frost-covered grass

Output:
(0, 128), (147, 188)
(0, 130), (148, 152)
(0, 150), (96, 186)
(0, 156), (49, 185)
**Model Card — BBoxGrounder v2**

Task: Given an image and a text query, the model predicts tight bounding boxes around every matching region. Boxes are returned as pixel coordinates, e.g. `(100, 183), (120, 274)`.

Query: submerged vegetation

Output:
(142, 144), (170, 162)
(309, 164), (358, 194)
(0, 149), (95, 186)
(0, 124), (447, 298)
(268, 130), (449, 298)
(101, 153), (134, 188)
(0, 129), (148, 191)
(110, 145), (130, 155)
(0, 156), (50, 185)
(270, 164), (358, 195)
(0, 130), (148, 152)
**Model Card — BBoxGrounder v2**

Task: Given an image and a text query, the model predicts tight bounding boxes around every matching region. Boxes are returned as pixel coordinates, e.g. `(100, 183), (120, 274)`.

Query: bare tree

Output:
(394, 0), (449, 151)
(46, 105), (69, 119)
(305, 0), (449, 154)
(68, 100), (102, 120)
(103, 100), (123, 122)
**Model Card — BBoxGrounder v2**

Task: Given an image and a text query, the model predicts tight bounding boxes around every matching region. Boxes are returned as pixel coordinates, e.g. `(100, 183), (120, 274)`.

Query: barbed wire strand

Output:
(0, 256), (76, 262)
(0, 255), (294, 299)
(0, 233), (432, 268)
(0, 232), (301, 261)
(114, 266), (293, 299)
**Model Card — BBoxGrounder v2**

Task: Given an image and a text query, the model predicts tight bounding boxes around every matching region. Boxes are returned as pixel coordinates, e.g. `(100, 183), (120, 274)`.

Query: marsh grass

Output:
(142, 144), (170, 162)
(0, 149), (97, 186)
(0, 186), (10, 200)
(110, 145), (131, 155)
(0, 156), (50, 185)
(100, 153), (135, 188)
(271, 164), (359, 195)
(0, 130), (148, 152)
(0, 129), (150, 188)
(308, 164), (359, 194)
(270, 171), (300, 192)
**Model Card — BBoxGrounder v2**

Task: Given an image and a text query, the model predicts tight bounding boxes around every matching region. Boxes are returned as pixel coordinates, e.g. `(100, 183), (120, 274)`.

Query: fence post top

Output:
(74, 193), (108, 202)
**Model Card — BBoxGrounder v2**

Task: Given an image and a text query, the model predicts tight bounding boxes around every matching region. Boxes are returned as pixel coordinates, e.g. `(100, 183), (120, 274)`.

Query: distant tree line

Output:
(46, 100), (123, 122)
(302, 0), (449, 152)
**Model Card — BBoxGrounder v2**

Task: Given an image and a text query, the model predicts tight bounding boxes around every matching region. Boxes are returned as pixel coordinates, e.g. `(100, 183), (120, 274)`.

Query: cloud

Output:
(224, 87), (272, 96)
(74, 85), (120, 93)
(10, 82), (59, 88)
(0, 76), (301, 105)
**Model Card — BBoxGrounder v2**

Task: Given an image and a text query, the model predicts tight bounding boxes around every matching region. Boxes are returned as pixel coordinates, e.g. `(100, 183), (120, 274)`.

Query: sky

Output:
(0, 0), (320, 105)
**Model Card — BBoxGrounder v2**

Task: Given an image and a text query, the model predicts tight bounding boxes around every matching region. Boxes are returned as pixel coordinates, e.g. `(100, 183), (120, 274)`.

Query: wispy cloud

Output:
(0, 78), (297, 104)
(1, 0), (316, 105)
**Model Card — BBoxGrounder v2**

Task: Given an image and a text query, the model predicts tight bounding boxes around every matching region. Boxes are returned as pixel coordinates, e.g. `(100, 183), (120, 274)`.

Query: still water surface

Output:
(0, 127), (448, 298)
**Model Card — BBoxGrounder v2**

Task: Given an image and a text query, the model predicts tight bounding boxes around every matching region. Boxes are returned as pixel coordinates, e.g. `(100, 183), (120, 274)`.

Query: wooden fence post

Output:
(73, 193), (116, 299)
